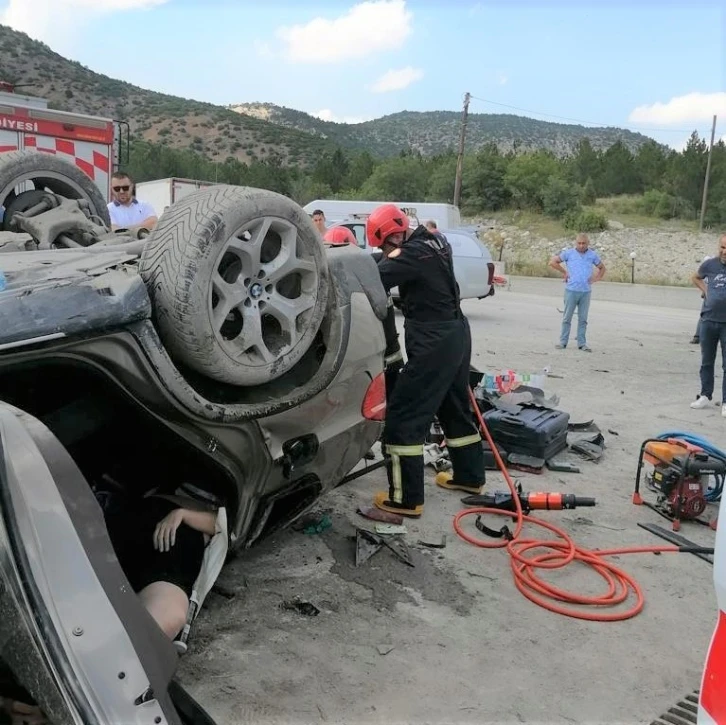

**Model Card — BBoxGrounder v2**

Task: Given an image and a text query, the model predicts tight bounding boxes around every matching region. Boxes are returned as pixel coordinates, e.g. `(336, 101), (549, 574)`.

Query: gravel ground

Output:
(179, 277), (720, 725)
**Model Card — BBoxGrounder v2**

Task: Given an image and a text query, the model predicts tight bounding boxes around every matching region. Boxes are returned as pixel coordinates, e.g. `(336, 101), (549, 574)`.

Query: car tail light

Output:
(487, 262), (495, 286)
(362, 373), (386, 421)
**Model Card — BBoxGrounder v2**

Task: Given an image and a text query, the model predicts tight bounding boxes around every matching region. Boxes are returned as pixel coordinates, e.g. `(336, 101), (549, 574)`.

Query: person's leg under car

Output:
(435, 320), (486, 494)
(133, 499), (207, 639)
(376, 323), (464, 517)
(139, 581), (189, 639)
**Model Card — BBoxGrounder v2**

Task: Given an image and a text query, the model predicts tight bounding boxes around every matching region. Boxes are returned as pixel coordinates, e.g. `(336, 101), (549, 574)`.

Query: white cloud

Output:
(498, 72), (509, 86)
(1, 0), (167, 51)
(629, 92), (726, 125)
(276, 0), (413, 63)
(313, 109), (370, 125)
(370, 66), (424, 93)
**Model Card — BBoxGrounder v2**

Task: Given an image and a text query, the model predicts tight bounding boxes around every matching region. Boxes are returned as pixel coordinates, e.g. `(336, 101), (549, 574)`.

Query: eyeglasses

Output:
(113, 185), (130, 192)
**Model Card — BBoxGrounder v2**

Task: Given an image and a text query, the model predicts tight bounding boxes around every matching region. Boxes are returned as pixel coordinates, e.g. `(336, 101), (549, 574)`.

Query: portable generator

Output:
(633, 437), (724, 531)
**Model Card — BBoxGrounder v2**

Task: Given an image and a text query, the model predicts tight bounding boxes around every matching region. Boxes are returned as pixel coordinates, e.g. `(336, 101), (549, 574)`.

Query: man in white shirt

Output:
(107, 172), (158, 231)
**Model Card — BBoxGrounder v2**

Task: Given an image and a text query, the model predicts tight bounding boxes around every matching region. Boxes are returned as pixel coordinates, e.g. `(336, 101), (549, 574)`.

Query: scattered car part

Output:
(355, 528), (384, 566)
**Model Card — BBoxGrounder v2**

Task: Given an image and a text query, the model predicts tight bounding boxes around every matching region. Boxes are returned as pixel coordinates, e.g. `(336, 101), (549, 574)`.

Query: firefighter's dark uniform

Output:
(376, 225), (485, 512)
(372, 251), (404, 401)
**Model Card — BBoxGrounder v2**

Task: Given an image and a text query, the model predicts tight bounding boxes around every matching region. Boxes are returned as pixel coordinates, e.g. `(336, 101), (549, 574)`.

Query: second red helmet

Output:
(323, 225), (357, 246)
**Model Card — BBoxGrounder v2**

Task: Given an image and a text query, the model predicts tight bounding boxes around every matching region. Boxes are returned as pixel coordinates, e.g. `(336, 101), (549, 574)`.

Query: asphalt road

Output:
(180, 277), (720, 725)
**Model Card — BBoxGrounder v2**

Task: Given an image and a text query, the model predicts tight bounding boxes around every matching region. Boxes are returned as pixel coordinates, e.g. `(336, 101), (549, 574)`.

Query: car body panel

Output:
(0, 402), (183, 724)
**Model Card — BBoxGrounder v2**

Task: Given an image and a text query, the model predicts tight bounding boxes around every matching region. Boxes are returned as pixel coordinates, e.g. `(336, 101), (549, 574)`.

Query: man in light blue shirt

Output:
(549, 233), (606, 352)
(107, 172), (158, 231)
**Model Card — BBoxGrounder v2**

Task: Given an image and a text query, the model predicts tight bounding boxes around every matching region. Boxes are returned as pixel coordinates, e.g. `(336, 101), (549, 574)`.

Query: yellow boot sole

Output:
(373, 491), (423, 518)
(435, 472), (483, 495)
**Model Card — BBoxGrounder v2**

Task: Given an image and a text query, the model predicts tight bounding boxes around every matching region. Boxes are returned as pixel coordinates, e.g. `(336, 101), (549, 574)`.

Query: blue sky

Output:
(1, 0), (724, 150)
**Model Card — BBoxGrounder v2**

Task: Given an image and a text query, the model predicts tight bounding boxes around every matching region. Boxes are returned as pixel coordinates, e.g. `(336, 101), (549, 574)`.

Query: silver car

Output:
(338, 221), (496, 304)
(0, 166), (388, 723)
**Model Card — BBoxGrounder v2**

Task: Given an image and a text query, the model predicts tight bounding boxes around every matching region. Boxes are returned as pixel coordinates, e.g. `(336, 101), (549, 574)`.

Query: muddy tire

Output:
(0, 150), (110, 228)
(139, 185), (330, 387)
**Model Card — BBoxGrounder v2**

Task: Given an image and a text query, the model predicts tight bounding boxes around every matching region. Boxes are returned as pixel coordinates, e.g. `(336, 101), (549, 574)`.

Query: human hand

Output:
(153, 508), (186, 552)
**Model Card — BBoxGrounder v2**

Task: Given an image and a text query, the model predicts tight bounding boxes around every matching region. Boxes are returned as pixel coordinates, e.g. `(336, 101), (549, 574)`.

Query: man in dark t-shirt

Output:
(691, 235), (726, 415)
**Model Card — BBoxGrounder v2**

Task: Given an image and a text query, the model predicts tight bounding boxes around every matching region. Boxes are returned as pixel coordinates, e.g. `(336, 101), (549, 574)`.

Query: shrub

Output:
(563, 209), (608, 232)
(542, 176), (581, 218)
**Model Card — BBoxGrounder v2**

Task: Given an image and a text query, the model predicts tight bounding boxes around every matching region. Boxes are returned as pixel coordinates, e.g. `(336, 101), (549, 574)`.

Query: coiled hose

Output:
(452, 390), (711, 621)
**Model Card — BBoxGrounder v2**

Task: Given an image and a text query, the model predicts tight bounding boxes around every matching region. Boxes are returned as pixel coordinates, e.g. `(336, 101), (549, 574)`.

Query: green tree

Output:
(344, 151), (377, 190)
(427, 156), (457, 203)
(360, 156), (428, 201)
(541, 177), (581, 218)
(634, 140), (669, 191)
(504, 150), (562, 210)
(461, 144), (511, 212)
(664, 131), (707, 210)
(311, 148), (349, 193)
(569, 138), (602, 189)
(599, 141), (640, 195)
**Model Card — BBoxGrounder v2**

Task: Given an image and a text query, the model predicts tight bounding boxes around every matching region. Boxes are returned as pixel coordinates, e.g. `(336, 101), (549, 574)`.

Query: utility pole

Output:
(453, 92), (471, 209)
(699, 114), (718, 232)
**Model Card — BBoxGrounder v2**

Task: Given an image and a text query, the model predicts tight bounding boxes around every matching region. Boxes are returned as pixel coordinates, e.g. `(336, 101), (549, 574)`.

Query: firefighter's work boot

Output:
(435, 471), (483, 495)
(373, 491), (423, 518)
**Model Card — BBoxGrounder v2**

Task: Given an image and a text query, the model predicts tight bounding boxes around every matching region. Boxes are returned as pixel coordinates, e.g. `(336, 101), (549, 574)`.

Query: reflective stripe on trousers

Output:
(385, 443), (423, 504)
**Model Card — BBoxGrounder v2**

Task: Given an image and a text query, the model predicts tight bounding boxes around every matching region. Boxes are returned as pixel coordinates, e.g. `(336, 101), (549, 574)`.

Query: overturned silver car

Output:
(0, 152), (389, 723)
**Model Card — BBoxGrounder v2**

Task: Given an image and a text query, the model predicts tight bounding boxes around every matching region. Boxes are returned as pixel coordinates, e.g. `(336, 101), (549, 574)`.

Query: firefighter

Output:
(371, 250), (404, 401)
(367, 203), (485, 518)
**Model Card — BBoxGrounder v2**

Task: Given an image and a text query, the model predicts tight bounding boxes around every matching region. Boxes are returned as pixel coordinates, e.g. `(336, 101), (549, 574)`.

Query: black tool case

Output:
(482, 405), (570, 460)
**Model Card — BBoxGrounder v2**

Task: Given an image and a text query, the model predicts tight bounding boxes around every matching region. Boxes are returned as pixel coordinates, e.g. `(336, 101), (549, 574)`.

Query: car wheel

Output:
(0, 150), (111, 228)
(139, 185), (330, 387)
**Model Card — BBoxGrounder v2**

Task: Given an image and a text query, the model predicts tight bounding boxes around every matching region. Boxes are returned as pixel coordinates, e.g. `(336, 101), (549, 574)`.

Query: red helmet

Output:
(323, 226), (356, 246)
(366, 204), (409, 248)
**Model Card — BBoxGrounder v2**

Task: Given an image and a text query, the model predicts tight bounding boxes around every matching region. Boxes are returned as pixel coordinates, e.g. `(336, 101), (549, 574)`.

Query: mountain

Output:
(0, 22), (656, 169)
(0, 25), (335, 166)
(228, 103), (658, 157)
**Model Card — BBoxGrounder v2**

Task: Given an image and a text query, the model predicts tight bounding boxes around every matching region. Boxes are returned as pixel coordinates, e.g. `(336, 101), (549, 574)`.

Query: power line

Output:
(469, 95), (703, 135)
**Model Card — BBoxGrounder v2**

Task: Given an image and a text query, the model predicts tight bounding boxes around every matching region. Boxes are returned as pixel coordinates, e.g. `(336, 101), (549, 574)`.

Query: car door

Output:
(0, 402), (217, 725)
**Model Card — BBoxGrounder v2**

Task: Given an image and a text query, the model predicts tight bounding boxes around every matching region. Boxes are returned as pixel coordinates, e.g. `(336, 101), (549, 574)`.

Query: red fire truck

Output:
(0, 82), (128, 225)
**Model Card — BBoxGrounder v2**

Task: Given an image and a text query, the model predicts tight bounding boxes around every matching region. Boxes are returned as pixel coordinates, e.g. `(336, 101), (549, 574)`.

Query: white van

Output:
(336, 218), (495, 304)
(303, 199), (462, 231)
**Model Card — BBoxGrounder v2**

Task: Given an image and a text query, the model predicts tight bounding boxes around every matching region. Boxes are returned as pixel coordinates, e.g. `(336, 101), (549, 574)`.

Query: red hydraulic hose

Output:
(455, 388), (692, 621)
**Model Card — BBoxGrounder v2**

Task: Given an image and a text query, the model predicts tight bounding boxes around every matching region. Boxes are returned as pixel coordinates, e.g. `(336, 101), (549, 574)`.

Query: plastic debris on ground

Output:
(292, 511), (333, 535)
(374, 524), (408, 536)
